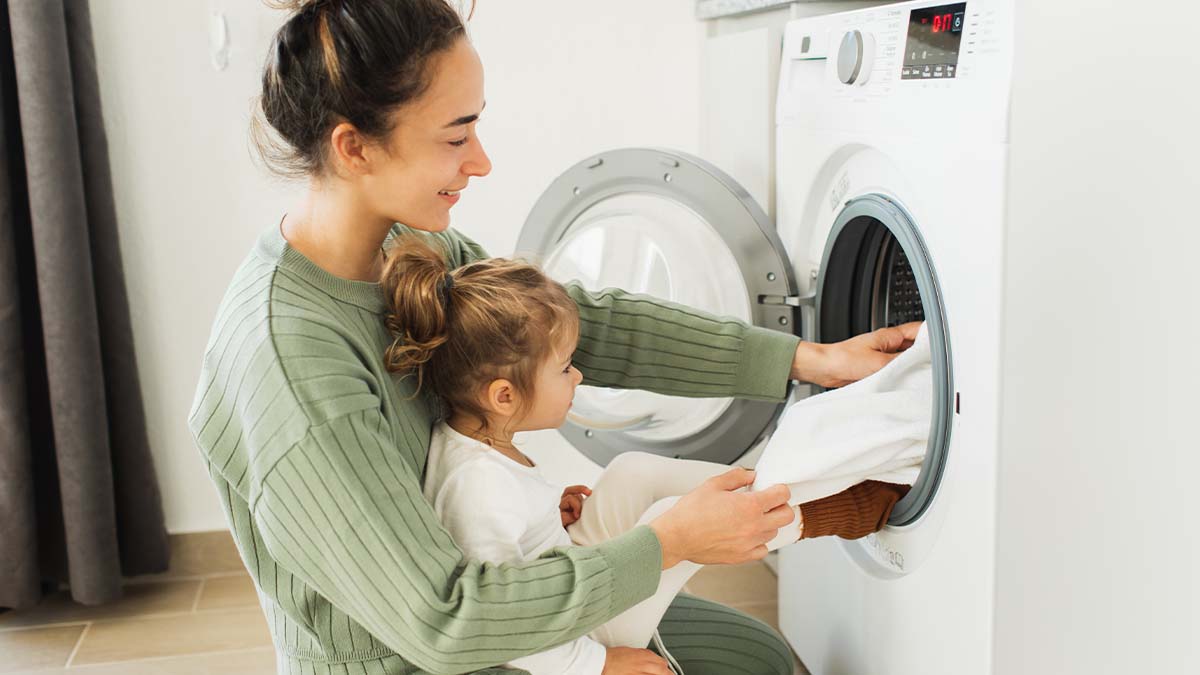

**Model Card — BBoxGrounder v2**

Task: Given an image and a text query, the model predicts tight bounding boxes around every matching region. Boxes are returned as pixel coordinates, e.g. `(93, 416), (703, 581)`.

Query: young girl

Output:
(380, 235), (909, 674)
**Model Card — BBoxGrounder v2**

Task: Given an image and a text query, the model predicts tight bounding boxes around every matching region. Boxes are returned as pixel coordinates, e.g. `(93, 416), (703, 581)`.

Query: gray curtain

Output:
(0, 0), (167, 609)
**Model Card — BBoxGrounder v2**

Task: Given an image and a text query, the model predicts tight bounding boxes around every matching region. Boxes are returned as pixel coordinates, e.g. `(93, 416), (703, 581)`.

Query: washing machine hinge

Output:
(758, 291), (816, 307)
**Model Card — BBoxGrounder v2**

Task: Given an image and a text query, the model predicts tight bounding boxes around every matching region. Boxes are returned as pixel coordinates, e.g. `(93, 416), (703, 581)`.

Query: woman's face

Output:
(362, 37), (491, 232)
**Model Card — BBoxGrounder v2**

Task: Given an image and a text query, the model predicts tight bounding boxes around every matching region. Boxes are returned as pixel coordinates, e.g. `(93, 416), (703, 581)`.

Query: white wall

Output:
(995, 0), (1200, 670)
(88, 0), (701, 533)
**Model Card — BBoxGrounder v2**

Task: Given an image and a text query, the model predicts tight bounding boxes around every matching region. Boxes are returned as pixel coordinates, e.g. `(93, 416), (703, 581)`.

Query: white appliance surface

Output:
(774, 1), (1011, 673)
(775, 1), (1199, 673)
(519, 1), (1198, 671)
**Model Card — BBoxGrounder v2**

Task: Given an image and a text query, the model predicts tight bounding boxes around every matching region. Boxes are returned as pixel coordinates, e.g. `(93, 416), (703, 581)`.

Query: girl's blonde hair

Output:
(380, 235), (579, 430)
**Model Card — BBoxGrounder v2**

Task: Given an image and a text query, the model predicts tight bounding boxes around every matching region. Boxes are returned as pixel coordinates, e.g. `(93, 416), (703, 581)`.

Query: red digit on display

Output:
(933, 15), (942, 32)
(944, 14), (953, 30)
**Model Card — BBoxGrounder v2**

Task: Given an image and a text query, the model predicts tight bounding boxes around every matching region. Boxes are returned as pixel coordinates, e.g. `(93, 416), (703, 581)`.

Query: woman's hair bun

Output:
(254, 0), (467, 178)
(264, 0), (327, 13)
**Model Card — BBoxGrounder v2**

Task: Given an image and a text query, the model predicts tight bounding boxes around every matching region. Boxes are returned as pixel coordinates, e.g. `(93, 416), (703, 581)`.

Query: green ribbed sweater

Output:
(188, 224), (800, 674)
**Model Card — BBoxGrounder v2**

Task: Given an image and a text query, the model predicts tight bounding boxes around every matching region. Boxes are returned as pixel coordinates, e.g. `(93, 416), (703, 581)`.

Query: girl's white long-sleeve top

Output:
(423, 423), (609, 675)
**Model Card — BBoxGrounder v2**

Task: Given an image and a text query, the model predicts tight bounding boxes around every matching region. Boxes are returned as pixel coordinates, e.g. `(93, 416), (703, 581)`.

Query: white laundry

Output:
(753, 323), (932, 505)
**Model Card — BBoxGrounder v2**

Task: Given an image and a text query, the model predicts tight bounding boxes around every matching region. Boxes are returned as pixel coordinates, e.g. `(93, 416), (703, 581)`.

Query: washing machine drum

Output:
(815, 195), (954, 525)
(516, 148), (799, 467)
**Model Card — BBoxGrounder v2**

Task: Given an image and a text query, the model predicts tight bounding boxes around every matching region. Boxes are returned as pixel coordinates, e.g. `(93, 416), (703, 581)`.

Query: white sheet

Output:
(753, 323), (932, 504)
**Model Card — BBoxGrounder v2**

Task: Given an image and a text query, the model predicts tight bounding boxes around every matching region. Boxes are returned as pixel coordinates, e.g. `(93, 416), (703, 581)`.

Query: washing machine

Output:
(512, 0), (1198, 671)
(512, 1), (1005, 665)
(772, 1), (1012, 673)
(516, 1), (1010, 673)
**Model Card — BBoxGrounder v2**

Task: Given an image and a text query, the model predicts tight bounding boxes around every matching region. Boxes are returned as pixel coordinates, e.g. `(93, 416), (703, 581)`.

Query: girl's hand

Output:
(601, 647), (672, 675)
(559, 484), (591, 527)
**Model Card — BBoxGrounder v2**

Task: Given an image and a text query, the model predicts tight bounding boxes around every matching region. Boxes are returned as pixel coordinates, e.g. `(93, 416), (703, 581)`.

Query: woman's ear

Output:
(483, 378), (519, 417)
(328, 121), (370, 176)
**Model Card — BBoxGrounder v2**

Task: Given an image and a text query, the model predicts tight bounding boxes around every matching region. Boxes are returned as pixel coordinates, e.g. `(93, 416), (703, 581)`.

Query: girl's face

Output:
(362, 37), (491, 232)
(516, 334), (583, 433)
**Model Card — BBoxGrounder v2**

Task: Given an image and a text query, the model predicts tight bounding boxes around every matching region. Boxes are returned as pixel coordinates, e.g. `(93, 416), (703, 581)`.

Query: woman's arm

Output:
(440, 226), (917, 394)
(441, 227), (798, 401)
(566, 284), (799, 402)
(251, 407), (661, 674)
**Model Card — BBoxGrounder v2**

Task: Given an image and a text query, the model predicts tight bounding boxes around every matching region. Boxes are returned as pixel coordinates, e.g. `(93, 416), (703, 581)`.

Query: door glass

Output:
(542, 193), (751, 442)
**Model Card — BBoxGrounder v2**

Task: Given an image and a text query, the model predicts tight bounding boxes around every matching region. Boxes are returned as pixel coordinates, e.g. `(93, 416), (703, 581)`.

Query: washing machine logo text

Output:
(829, 172), (851, 211)
(865, 533), (905, 571)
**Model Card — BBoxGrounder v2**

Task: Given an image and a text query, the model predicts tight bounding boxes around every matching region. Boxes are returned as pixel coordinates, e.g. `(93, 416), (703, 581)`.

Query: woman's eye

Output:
(449, 137), (468, 147)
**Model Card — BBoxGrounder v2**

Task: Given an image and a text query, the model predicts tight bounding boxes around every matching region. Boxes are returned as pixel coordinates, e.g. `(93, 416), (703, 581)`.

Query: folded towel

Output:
(753, 323), (932, 504)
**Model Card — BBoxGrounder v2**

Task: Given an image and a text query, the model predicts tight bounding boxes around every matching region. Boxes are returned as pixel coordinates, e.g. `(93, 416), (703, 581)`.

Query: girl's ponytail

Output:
(381, 236), (456, 390)
(380, 235), (579, 429)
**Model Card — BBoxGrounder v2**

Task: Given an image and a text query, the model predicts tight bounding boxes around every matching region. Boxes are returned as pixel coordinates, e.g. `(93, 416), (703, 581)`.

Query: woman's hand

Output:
(791, 322), (921, 388)
(601, 647), (672, 675)
(559, 484), (591, 528)
(650, 468), (793, 569)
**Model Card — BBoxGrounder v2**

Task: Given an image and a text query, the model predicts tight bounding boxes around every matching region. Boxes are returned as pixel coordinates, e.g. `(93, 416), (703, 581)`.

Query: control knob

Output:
(836, 29), (876, 86)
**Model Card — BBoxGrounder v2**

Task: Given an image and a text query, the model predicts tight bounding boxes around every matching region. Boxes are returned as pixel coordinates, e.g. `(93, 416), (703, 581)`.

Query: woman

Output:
(189, 1), (918, 673)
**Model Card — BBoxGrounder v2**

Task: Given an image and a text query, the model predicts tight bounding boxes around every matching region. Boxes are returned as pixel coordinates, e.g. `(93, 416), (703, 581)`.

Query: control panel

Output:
(777, 0), (1012, 140)
(900, 2), (968, 80)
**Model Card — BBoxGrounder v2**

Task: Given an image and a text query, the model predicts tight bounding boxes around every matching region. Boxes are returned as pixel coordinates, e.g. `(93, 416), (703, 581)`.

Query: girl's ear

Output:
(483, 378), (518, 416)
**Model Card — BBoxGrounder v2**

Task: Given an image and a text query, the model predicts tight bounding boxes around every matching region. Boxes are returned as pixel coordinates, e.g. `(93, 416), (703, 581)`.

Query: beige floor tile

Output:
(70, 608), (271, 666)
(4, 647), (276, 675)
(0, 624), (85, 672)
(76, 647), (275, 674)
(686, 560), (779, 606)
(195, 575), (259, 611)
(0, 581), (201, 630)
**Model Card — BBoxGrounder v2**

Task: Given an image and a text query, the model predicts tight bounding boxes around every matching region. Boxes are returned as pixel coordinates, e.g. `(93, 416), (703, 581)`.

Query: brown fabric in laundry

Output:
(798, 481), (912, 540)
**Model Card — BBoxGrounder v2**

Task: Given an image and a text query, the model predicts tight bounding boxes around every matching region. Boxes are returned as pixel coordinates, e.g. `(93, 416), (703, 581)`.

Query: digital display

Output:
(902, 3), (967, 80)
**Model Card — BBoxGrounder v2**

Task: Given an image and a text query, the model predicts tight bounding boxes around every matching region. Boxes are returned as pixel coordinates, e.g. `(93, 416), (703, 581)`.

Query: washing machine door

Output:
(812, 194), (954, 527)
(516, 148), (799, 466)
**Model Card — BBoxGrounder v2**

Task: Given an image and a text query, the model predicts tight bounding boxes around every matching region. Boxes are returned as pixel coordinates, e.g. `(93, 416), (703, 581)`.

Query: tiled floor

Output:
(1, 533), (807, 674)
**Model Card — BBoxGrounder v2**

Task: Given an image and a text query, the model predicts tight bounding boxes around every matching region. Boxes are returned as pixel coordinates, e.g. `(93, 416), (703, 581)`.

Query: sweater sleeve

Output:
(440, 226), (800, 401)
(251, 408), (662, 675)
(566, 284), (800, 402)
(798, 481), (912, 540)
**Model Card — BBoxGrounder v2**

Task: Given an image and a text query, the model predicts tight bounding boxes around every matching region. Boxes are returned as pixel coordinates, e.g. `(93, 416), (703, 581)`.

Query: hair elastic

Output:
(440, 273), (455, 309)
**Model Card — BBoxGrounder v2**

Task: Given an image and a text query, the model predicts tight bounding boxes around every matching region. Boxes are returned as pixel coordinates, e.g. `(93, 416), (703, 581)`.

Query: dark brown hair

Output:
(380, 236), (579, 431)
(253, 0), (471, 177)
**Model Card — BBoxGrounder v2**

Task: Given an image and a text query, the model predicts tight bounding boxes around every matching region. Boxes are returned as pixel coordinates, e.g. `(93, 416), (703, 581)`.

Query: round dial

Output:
(836, 30), (876, 86)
